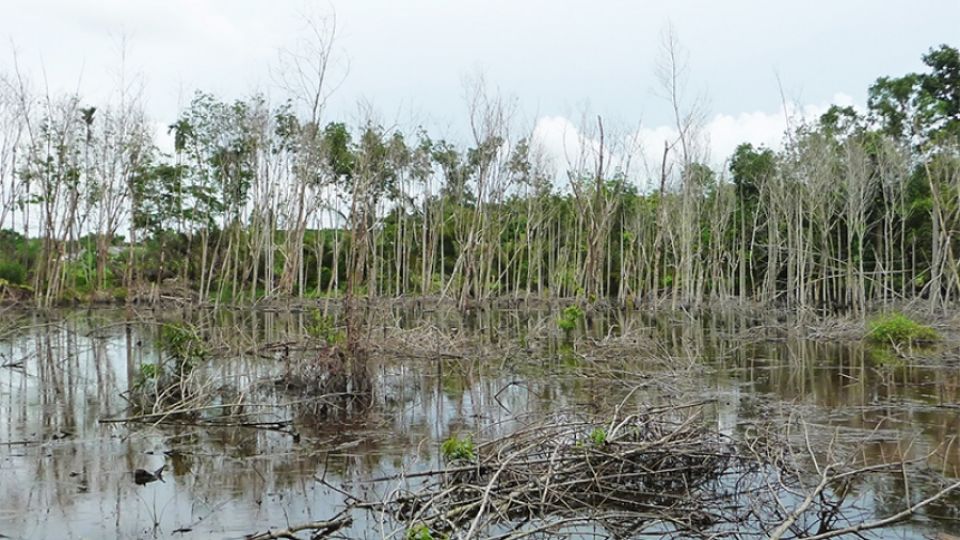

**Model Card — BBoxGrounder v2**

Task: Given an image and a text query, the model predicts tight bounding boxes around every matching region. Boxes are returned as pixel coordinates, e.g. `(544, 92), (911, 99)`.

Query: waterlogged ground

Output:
(1, 306), (960, 539)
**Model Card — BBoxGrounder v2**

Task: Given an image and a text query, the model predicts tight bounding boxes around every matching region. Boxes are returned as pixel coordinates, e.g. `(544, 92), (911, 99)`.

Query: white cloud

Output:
(691, 92), (859, 164)
(702, 110), (786, 161)
(530, 115), (590, 172)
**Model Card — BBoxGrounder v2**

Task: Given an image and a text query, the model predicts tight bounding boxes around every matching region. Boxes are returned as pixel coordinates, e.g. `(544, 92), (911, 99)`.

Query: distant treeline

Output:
(0, 44), (958, 311)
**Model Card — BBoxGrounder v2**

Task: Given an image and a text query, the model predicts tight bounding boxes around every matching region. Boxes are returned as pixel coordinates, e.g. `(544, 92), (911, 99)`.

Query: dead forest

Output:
(0, 38), (958, 313)
(2, 21), (960, 540)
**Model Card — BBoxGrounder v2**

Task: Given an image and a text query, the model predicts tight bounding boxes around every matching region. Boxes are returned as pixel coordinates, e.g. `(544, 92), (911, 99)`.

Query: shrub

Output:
(589, 427), (608, 446)
(440, 434), (475, 462)
(406, 523), (446, 540)
(134, 362), (160, 388)
(307, 310), (345, 346)
(129, 323), (208, 412)
(0, 261), (27, 285)
(867, 313), (939, 345)
(557, 304), (584, 334)
(159, 322), (208, 370)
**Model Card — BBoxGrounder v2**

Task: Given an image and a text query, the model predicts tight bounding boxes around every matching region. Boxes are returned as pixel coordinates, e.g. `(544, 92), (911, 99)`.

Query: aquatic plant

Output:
(160, 322), (208, 363)
(558, 304), (584, 336)
(134, 362), (160, 388)
(867, 312), (939, 345)
(406, 523), (446, 540)
(440, 434), (475, 462)
(307, 310), (345, 346)
(589, 427), (607, 446)
(129, 322), (209, 413)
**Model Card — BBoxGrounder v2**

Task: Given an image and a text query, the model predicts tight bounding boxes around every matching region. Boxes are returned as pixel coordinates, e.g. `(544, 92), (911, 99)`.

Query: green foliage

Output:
(111, 287), (128, 302)
(140, 363), (159, 379)
(557, 304), (584, 334)
(589, 427), (607, 446)
(558, 342), (582, 368)
(324, 122), (356, 181)
(868, 44), (960, 143)
(159, 322), (208, 365)
(0, 261), (26, 285)
(440, 435), (475, 462)
(132, 163), (190, 234)
(307, 311), (345, 346)
(63, 246), (105, 294)
(134, 362), (160, 388)
(867, 313), (939, 345)
(129, 322), (208, 410)
(730, 143), (776, 202)
(0, 229), (37, 289)
(866, 344), (906, 368)
(819, 105), (865, 140)
(406, 523), (446, 540)
(169, 91), (259, 227)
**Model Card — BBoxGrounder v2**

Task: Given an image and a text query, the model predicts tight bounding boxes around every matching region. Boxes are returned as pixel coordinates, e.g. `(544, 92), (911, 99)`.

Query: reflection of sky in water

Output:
(0, 309), (958, 538)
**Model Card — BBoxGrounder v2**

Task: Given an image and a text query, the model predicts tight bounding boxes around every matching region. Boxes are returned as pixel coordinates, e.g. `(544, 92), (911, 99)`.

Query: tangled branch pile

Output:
(368, 405), (960, 539)
(381, 408), (744, 538)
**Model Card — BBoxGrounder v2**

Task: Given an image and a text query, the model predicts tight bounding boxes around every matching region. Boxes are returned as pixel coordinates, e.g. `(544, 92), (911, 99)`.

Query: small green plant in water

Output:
(406, 523), (445, 540)
(867, 344), (906, 368)
(307, 310), (345, 346)
(160, 323), (208, 364)
(127, 323), (208, 413)
(557, 304), (584, 336)
(441, 434), (475, 462)
(867, 312), (939, 345)
(589, 427), (607, 446)
(134, 362), (160, 388)
(558, 342), (581, 368)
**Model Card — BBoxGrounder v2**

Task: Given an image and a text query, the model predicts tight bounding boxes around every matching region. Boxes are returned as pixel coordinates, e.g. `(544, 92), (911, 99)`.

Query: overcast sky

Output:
(2, 0), (957, 169)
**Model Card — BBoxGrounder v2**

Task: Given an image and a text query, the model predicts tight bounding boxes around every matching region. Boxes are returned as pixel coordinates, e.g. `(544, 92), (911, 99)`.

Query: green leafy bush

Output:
(589, 427), (608, 446)
(557, 304), (584, 334)
(126, 322), (210, 412)
(134, 362), (160, 388)
(159, 322), (208, 373)
(440, 434), (475, 462)
(867, 313), (939, 345)
(0, 261), (27, 285)
(307, 310), (345, 346)
(406, 523), (446, 540)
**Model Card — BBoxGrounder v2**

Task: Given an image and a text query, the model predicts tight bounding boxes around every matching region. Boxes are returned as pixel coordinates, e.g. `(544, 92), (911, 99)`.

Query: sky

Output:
(1, 0), (957, 174)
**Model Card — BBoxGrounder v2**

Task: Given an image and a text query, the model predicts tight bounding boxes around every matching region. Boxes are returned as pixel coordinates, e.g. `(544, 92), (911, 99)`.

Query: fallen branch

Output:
(244, 515), (352, 540)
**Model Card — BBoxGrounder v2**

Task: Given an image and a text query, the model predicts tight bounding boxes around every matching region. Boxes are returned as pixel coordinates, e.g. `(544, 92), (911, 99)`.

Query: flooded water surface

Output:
(1, 307), (959, 539)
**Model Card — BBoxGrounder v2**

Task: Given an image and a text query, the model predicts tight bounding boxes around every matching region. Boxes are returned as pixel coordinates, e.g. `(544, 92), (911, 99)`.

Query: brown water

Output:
(1, 307), (959, 539)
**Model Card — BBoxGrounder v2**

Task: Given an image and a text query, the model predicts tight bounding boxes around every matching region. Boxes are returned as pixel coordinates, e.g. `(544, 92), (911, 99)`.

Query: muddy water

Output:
(1, 307), (959, 539)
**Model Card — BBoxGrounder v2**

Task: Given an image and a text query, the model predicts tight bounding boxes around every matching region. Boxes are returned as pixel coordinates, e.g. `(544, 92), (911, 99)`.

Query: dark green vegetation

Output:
(131, 322), (208, 412)
(867, 312), (940, 345)
(440, 434), (476, 462)
(1, 46), (959, 312)
(557, 304), (584, 336)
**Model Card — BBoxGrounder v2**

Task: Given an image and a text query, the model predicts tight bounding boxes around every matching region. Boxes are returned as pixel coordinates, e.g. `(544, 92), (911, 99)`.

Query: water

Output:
(0, 307), (958, 539)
